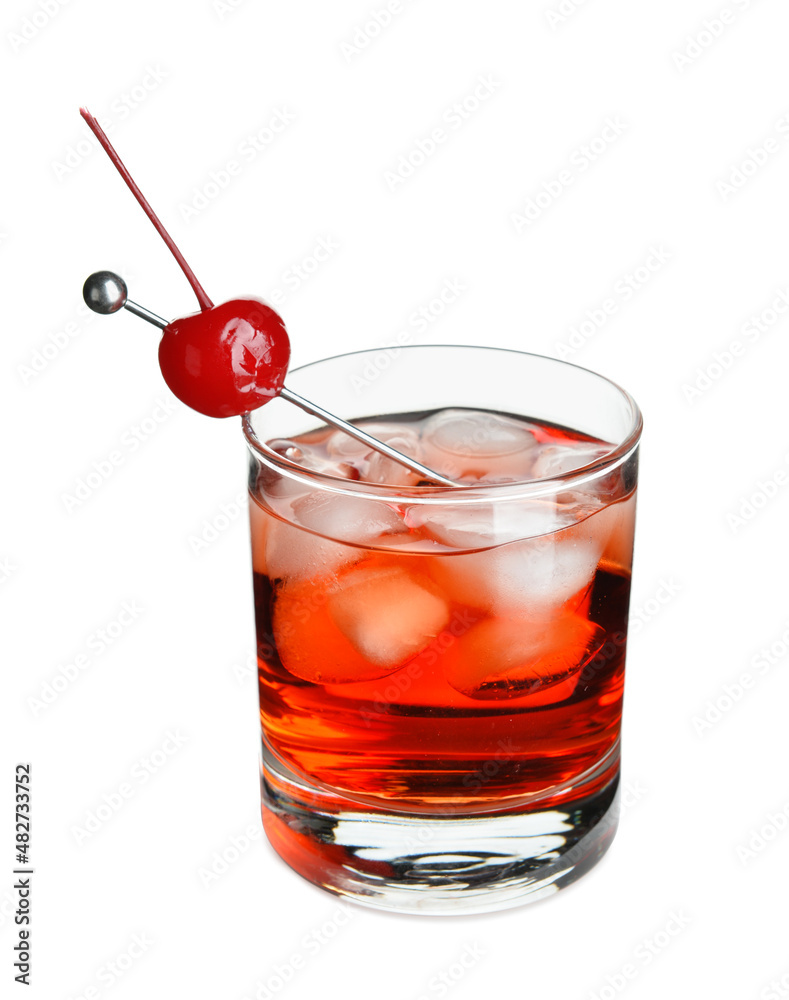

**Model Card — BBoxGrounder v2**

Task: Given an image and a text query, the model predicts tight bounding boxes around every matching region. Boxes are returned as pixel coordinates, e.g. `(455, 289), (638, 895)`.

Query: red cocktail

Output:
(245, 346), (641, 913)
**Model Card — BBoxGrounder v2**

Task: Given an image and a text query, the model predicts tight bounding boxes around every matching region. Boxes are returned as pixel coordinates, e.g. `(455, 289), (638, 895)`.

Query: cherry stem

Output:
(80, 107), (213, 312)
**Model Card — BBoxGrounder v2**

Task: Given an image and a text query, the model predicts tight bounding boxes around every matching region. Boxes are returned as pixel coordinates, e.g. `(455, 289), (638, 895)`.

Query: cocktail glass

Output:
(243, 345), (641, 915)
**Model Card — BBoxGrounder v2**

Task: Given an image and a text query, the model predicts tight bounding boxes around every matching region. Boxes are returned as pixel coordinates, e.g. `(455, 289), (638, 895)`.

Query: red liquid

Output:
(250, 409), (635, 812)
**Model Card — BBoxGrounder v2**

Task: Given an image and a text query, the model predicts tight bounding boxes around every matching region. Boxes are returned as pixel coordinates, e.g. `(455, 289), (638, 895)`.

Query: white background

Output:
(3, 0), (789, 997)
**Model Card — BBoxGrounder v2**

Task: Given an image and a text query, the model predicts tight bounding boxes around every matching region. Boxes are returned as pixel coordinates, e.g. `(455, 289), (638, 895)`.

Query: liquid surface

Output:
(250, 408), (636, 809)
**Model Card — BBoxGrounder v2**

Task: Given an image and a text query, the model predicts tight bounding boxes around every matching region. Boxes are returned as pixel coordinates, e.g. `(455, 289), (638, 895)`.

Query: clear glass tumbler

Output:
(244, 345), (641, 914)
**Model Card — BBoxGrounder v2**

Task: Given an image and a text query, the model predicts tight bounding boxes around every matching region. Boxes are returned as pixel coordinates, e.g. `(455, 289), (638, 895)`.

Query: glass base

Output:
(260, 749), (621, 915)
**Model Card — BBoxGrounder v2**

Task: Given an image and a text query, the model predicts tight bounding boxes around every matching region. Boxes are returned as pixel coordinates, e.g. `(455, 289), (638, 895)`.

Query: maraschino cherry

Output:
(158, 298), (289, 418)
(80, 108), (290, 419)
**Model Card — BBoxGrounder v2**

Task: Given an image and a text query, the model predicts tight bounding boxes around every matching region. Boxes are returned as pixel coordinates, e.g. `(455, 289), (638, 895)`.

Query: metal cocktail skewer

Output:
(82, 270), (458, 487)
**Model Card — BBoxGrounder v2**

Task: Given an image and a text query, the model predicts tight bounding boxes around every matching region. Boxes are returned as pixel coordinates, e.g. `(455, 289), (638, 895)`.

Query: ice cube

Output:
(265, 492), (406, 581)
(265, 516), (361, 581)
(326, 423), (415, 462)
(272, 574), (412, 684)
(365, 433), (425, 486)
(531, 441), (612, 479)
(442, 613), (606, 701)
(263, 439), (358, 498)
(328, 426), (423, 486)
(328, 564), (450, 668)
(421, 409), (539, 482)
(430, 519), (604, 616)
(406, 499), (575, 550)
(294, 492), (406, 543)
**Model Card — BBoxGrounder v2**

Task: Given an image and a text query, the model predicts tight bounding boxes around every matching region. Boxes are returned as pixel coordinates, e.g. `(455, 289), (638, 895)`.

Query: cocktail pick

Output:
(82, 269), (456, 486)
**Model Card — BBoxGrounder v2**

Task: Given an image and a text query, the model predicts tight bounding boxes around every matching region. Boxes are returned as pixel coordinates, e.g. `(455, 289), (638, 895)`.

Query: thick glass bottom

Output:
(260, 745), (621, 915)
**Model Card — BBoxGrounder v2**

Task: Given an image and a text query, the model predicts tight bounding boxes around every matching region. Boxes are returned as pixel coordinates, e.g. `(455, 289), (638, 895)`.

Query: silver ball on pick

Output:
(83, 270), (128, 314)
(82, 271), (167, 329)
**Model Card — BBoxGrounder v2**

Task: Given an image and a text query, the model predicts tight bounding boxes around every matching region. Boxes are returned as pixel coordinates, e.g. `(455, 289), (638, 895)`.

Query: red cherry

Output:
(158, 298), (290, 418)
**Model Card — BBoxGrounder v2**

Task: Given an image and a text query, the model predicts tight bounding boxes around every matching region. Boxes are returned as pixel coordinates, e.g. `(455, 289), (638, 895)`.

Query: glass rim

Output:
(242, 344), (642, 505)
